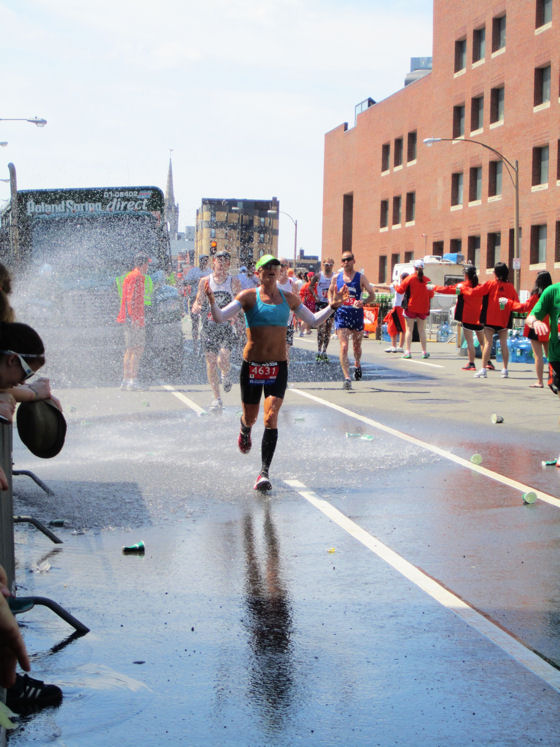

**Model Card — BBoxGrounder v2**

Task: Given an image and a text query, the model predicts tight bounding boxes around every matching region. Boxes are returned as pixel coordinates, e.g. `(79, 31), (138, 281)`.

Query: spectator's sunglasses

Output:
(0, 350), (40, 380)
(341, 256), (354, 262)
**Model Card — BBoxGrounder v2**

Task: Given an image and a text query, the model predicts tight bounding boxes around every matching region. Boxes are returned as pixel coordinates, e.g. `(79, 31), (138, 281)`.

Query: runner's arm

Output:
(191, 277), (207, 314)
(360, 274), (376, 306)
(208, 299), (243, 323)
(294, 303), (335, 327)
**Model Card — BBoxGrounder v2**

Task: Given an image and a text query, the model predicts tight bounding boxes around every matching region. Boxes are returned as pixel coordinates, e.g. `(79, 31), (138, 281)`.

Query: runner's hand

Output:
(331, 284), (349, 309)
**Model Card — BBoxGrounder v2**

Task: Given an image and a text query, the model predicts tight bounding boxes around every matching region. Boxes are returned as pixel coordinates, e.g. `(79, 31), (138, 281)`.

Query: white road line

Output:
(162, 385), (207, 416)
(289, 387), (560, 508)
(398, 358), (444, 368)
(285, 478), (560, 693)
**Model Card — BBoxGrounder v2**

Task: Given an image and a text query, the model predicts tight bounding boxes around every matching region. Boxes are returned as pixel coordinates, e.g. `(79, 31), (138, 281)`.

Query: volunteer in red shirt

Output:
(116, 253), (149, 390)
(461, 261), (518, 379)
(395, 259), (434, 359)
(507, 270), (552, 388)
(433, 265), (484, 371)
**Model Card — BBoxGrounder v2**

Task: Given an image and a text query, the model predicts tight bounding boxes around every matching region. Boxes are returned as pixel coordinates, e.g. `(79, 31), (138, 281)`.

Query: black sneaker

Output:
(6, 673), (63, 714)
(254, 474), (272, 492)
(354, 366), (362, 381)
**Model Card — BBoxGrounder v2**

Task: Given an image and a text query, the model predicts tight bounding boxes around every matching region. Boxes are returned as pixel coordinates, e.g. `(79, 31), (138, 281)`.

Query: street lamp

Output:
(0, 117), (47, 127)
(268, 208), (298, 268)
(423, 136), (520, 292)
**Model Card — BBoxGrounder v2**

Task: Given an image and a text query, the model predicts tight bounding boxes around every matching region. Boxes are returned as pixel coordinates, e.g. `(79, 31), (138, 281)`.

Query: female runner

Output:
(205, 254), (347, 491)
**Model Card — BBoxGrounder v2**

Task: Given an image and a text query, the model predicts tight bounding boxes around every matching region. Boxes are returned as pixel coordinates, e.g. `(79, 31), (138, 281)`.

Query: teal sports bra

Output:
(245, 288), (291, 328)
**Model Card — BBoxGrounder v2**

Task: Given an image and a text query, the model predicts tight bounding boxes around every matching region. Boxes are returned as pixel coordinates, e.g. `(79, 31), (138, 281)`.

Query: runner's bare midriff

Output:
(244, 327), (287, 362)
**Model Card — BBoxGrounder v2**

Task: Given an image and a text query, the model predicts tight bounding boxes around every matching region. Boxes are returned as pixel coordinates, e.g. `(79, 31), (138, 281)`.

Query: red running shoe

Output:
(254, 474), (272, 492)
(485, 361), (496, 370)
(238, 429), (252, 454)
(462, 362), (476, 370)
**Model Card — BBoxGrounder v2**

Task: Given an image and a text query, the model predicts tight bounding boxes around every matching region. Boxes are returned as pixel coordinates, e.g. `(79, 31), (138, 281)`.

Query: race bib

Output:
(249, 362), (278, 385)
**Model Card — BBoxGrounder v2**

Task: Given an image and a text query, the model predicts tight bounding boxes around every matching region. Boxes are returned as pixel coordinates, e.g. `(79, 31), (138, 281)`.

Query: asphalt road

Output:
(7, 334), (560, 745)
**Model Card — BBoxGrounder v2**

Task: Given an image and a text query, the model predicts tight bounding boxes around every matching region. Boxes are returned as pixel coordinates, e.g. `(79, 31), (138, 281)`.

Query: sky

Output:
(0, 0), (433, 259)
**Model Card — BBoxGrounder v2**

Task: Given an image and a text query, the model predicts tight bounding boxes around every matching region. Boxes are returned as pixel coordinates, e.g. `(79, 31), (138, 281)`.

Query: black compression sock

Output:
(261, 427), (278, 476)
(240, 417), (251, 435)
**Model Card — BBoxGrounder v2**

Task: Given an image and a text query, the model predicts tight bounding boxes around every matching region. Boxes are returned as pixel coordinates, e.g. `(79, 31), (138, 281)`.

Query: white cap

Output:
(414, 259), (424, 269)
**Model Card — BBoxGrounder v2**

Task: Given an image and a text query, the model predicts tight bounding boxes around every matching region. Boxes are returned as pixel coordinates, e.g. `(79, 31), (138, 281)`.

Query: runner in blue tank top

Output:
(205, 253), (348, 492)
(329, 250), (376, 390)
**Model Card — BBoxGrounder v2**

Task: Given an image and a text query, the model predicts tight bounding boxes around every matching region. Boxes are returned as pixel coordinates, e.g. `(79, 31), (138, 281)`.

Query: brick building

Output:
(322, 0), (559, 292)
(195, 197), (279, 269)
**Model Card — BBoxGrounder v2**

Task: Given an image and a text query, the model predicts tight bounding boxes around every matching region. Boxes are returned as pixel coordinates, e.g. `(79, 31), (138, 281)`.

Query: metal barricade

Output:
(0, 424), (12, 746)
(0, 423), (14, 589)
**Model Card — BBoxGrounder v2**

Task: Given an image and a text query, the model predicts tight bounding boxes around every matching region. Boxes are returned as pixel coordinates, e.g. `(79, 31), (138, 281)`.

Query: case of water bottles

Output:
(381, 323), (391, 342)
(495, 331), (539, 363)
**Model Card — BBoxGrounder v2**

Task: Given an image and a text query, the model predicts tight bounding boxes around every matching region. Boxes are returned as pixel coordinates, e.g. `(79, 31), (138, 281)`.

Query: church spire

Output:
(164, 151), (179, 239)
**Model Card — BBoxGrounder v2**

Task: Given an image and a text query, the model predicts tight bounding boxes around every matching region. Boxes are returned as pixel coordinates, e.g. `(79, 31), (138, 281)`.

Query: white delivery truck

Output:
(391, 255), (465, 313)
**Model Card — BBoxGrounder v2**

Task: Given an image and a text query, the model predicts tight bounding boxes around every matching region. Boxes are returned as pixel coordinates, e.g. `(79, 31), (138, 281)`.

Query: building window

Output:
(492, 14), (506, 52)
(391, 253), (400, 275)
(490, 86), (505, 124)
(454, 38), (467, 72)
(405, 192), (416, 222)
(531, 224), (547, 263)
(210, 228), (216, 238)
(471, 95), (484, 131)
(489, 160), (503, 197)
(555, 221), (560, 262)
(394, 137), (403, 168)
(258, 233), (265, 244)
(468, 235), (481, 267)
(451, 172), (464, 205)
(453, 104), (465, 138)
(392, 195), (402, 225)
(404, 251), (414, 263)
(487, 232), (501, 267)
(432, 241), (444, 257)
(534, 64), (551, 106)
(382, 143), (390, 172)
(380, 199), (389, 228)
(532, 145), (549, 186)
(536, 0), (552, 27)
(469, 166), (482, 202)
(450, 238), (462, 255)
(379, 255), (387, 283)
(557, 139), (560, 181)
(473, 26), (485, 62)
(407, 131), (417, 162)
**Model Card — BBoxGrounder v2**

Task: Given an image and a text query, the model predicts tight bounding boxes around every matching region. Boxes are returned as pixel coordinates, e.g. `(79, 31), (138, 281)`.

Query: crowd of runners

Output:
(118, 249), (558, 491)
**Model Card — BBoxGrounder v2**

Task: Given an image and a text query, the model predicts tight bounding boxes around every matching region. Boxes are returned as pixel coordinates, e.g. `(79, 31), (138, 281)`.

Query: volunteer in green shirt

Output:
(527, 283), (560, 393)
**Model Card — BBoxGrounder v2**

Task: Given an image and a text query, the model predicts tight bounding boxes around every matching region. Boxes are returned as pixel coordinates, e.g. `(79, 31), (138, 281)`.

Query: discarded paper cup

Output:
(491, 414), (504, 424)
(345, 432), (362, 438)
(522, 492), (537, 504)
(470, 453), (482, 465)
(541, 459), (558, 467)
(360, 434), (374, 441)
(122, 541), (145, 555)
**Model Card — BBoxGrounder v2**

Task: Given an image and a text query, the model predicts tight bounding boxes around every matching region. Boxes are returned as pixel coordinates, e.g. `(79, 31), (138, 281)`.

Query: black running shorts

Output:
(240, 360), (288, 404)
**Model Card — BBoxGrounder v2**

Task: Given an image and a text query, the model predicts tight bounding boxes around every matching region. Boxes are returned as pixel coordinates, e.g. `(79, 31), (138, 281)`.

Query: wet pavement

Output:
(7, 336), (560, 744)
